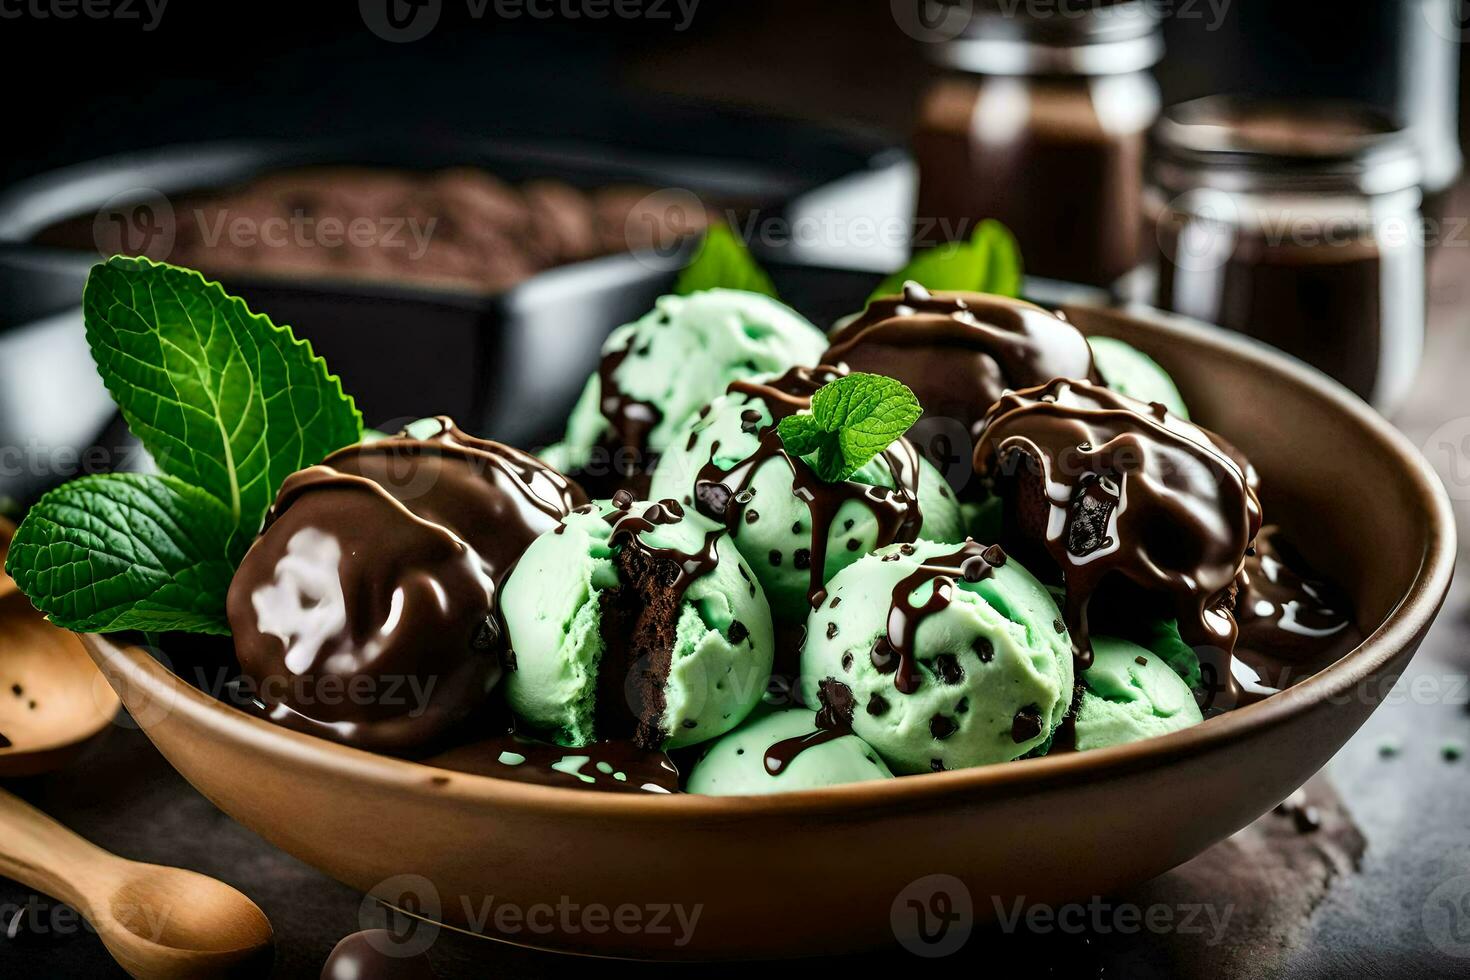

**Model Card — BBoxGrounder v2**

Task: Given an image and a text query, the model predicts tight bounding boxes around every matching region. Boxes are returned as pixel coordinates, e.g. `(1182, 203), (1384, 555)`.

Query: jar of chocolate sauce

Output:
(1149, 97), (1425, 411)
(912, 1), (1162, 288)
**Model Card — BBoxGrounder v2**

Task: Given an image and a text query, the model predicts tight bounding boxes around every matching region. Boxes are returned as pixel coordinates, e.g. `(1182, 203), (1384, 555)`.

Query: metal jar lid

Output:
(928, 0), (1163, 77)
(1151, 96), (1423, 197)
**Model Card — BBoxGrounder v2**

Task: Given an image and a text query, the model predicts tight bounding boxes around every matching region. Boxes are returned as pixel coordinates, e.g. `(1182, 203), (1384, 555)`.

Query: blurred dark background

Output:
(3, 0), (1464, 186)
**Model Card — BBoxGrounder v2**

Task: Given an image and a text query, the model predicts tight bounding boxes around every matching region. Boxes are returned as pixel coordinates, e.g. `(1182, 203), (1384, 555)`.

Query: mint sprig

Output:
(7, 474), (242, 634)
(84, 256), (361, 550)
(868, 219), (1023, 304)
(777, 373), (922, 482)
(6, 256), (363, 634)
(674, 223), (778, 299)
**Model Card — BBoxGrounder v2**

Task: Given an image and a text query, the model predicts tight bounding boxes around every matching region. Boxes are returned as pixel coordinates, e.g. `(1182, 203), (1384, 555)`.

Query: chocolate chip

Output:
(867, 692), (890, 716)
(843, 519), (855, 531)
(681, 719), (697, 729)
(793, 549), (812, 570)
(1053, 618), (1066, 635)
(882, 553), (900, 562)
(828, 623), (840, 640)
(981, 544), (1007, 566)
(816, 679), (856, 729)
(740, 409), (762, 434)
(830, 596), (842, 608)
(1135, 656), (1148, 667)
(729, 620), (749, 644)
(791, 521), (802, 535)
(745, 509), (761, 525)
(930, 715), (957, 740)
(931, 653), (963, 685)
(956, 697), (969, 714)
(1011, 705), (1043, 743)
(899, 543), (915, 556)
(695, 481), (731, 517)
(846, 538), (861, 551)
(685, 431), (698, 452)
(973, 637), (994, 663)
(929, 759), (945, 773)
(768, 550), (783, 566)
(612, 489), (636, 510)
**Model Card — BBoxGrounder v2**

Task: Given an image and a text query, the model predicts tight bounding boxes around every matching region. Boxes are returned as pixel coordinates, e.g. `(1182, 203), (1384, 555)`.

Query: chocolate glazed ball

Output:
(973, 380), (1262, 708)
(825, 283), (1099, 487)
(226, 417), (587, 752)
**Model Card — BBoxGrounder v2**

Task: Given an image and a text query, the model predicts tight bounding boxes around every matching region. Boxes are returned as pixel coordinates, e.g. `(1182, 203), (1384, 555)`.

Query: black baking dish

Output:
(0, 115), (907, 444)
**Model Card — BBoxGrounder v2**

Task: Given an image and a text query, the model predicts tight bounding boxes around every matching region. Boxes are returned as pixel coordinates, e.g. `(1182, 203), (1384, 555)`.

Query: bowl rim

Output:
(82, 303), (1457, 820)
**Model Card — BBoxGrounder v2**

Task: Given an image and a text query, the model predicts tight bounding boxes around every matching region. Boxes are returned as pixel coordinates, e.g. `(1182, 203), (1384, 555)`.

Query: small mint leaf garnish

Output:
(776, 373), (922, 482)
(773, 414), (826, 457)
(867, 218), (1023, 304)
(674, 223), (778, 299)
(83, 255), (362, 549)
(5, 474), (241, 634)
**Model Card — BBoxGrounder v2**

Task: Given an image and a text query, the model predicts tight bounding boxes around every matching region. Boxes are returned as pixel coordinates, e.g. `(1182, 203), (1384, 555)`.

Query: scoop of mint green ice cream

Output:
(649, 382), (965, 623)
(1072, 636), (1204, 750)
(799, 539), (1073, 774)
(686, 707), (894, 795)
(544, 289), (826, 472)
(500, 498), (774, 750)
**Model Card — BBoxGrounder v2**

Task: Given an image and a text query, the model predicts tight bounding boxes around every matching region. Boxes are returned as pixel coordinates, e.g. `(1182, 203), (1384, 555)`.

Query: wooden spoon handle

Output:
(0, 788), (113, 912)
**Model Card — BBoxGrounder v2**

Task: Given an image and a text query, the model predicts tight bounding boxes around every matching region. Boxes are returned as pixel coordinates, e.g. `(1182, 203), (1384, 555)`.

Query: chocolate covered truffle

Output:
(973, 379), (1262, 706)
(824, 283), (1099, 483)
(226, 417), (586, 752)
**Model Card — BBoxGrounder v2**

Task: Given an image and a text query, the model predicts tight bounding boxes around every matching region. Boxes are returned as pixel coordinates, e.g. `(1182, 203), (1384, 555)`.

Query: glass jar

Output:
(1149, 97), (1425, 411)
(912, 1), (1162, 288)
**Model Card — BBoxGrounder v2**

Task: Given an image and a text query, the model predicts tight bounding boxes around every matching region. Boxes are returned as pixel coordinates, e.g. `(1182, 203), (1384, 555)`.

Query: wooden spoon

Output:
(0, 517), (121, 777)
(0, 788), (273, 978)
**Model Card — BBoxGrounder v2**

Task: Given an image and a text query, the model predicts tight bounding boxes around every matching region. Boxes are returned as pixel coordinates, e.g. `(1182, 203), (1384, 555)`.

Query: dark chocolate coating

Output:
(1234, 524), (1362, 694)
(974, 380), (1262, 706)
(227, 417), (586, 752)
(321, 930), (435, 980)
(825, 284), (1098, 481)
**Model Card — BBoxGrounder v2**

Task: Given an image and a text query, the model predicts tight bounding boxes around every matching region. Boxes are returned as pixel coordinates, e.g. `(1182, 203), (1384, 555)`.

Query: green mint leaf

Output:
(814, 440), (845, 484)
(674, 223), (779, 298)
(867, 218), (1024, 303)
(776, 373), (922, 482)
(83, 256), (362, 548)
(974, 219), (1023, 297)
(5, 473), (241, 635)
(774, 413), (828, 457)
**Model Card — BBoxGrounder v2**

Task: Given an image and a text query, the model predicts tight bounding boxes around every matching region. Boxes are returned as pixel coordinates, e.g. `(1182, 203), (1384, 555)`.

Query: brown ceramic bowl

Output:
(79, 304), (1453, 960)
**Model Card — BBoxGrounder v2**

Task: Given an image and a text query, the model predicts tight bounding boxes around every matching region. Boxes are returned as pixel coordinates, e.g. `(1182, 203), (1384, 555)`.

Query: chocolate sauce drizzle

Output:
(587, 346), (664, 495)
(424, 729), (681, 794)
(870, 541), (1006, 694)
(692, 366), (924, 609)
(973, 380), (1262, 707)
(824, 283), (1099, 464)
(607, 492), (724, 589)
(1234, 525), (1361, 695)
(764, 678), (858, 775)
